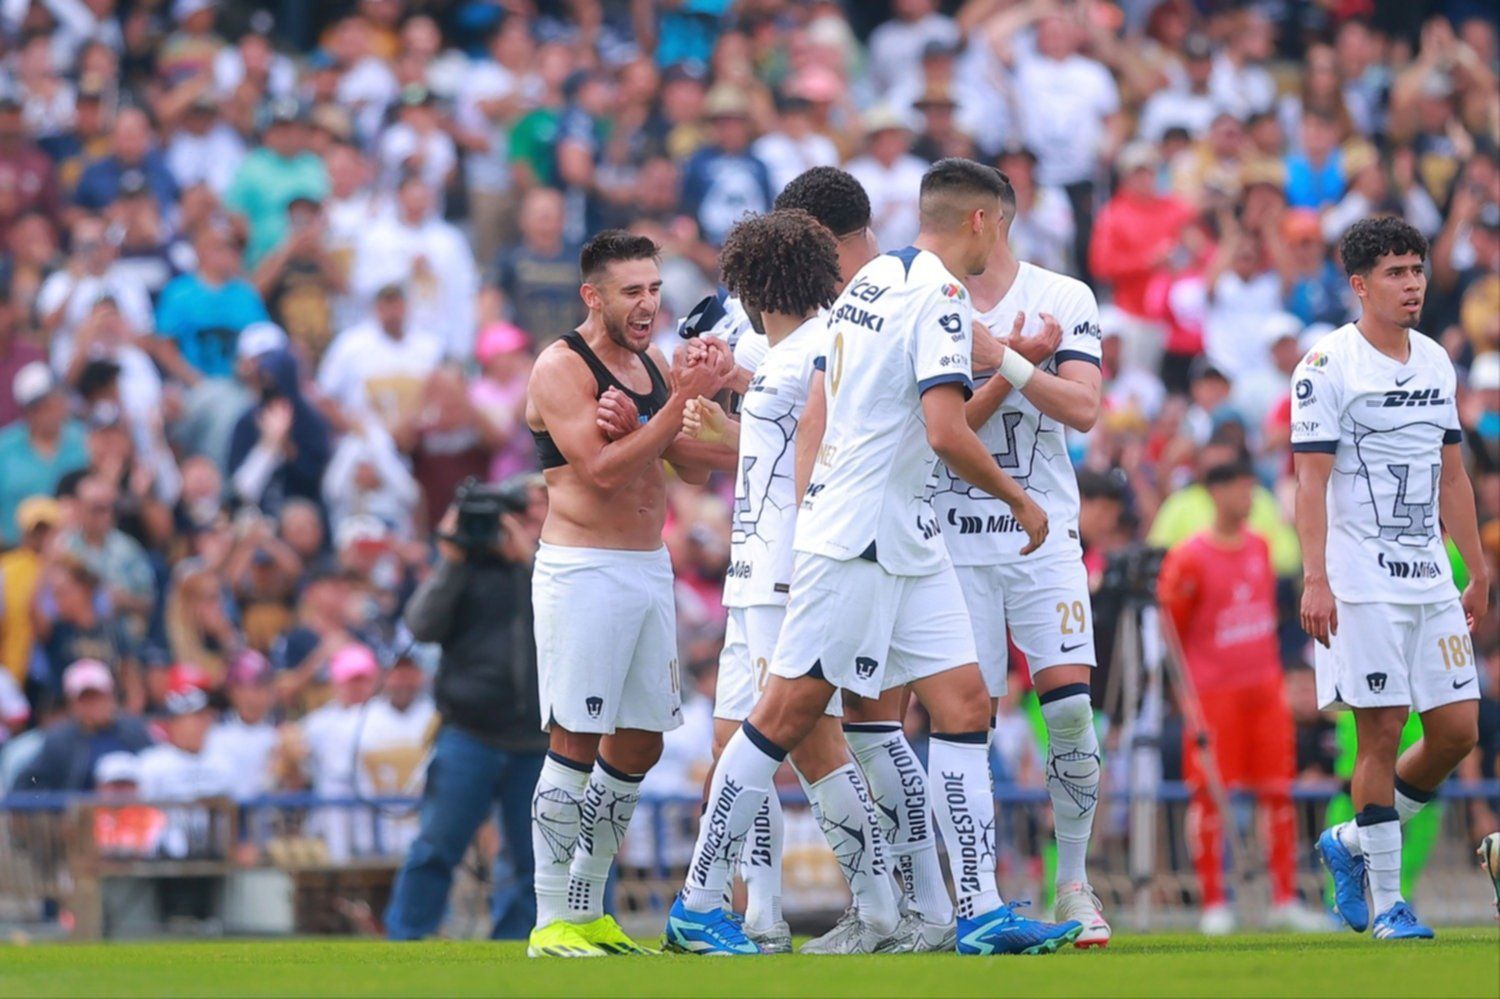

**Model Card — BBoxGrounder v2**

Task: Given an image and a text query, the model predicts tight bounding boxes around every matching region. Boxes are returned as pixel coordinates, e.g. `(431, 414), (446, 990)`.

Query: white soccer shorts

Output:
(716, 604), (840, 721)
(770, 552), (977, 699)
(1314, 598), (1478, 713)
(533, 542), (682, 734)
(956, 558), (1097, 698)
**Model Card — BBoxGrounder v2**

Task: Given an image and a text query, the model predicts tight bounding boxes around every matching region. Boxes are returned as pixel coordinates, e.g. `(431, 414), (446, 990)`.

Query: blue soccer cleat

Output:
(1370, 901), (1434, 940)
(956, 901), (1083, 955)
(662, 895), (760, 956)
(1316, 827), (1369, 932)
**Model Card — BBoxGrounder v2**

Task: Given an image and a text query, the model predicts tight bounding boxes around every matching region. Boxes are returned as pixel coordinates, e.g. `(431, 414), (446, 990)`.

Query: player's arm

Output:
(1438, 442), (1490, 628)
(795, 367), (827, 504)
(1155, 545), (1199, 641)
(1293, 451), (1337, 647)
(531, 349), (707, 492)
(651, 345), (727, 484)
(964, 312), (1070, 430)
(1013, 297), (1104, 431)
(924, 384), (1048, 555)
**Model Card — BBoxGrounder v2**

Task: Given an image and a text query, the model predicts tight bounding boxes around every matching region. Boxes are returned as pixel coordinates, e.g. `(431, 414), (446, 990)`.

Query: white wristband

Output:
(996, 347), (1035, 389)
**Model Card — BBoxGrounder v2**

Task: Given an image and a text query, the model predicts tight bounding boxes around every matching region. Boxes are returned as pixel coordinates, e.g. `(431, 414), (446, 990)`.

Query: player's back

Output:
(932, 262), (1101, 564)
(797, 247), (973, 576)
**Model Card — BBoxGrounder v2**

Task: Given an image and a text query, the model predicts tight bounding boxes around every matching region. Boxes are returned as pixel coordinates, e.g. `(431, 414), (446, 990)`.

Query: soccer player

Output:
(522, 231), (725, 958)
(678, 208), (905, 955)
(1157, 459), (1325, 935)
(1294, 217), (1488, 941)
(926, 168), (1112, 946)
(668, 158), (1078, 957)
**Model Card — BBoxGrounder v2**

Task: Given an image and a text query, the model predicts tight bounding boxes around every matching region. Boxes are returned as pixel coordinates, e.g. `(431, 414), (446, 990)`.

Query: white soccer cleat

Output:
(1267, 901), (1333, 933)
(800, 907), (890, 955)
(744, 919), (793, 955)
(1054, 882), (1112, 948)
(874, 910), (957, 953)
(1199, 903), (1236, 936)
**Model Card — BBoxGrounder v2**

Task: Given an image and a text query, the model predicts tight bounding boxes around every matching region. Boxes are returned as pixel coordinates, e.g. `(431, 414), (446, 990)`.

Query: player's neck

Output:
(968, 248), (1020, 312)
(1209, 518), (1247, 546)
(912, 233), (971, 283)
(761, 310), (811, 347)
(578, 314), (636, 369)
(1354, 313), (1412, 363)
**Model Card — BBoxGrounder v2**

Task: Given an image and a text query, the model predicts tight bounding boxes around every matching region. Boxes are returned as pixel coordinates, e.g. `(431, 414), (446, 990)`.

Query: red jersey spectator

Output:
(1156, 459), (1320, 934)
(0, 95), (61, 229)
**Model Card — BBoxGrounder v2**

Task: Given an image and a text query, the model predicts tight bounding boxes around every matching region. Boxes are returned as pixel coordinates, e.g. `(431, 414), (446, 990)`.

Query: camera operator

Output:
(385, 476), (548, 941)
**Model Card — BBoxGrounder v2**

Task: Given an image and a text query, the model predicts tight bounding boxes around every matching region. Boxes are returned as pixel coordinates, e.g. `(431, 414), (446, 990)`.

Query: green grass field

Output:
(1, 931), (1497, 998)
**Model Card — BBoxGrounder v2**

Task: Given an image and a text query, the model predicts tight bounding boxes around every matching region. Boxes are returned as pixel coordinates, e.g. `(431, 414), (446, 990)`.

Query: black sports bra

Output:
(532, 330), (670, 470)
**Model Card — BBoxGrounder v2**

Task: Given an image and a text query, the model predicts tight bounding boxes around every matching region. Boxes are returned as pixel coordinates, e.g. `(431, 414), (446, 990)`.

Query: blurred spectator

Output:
(867, 0), (959, 99)
(324, 418), (421, 539)
(164, 93), (247, 197)
(377, 84), (456, 199)
(31, 558), (140, 712)
(136, 664), (233, 802)
(0, 498), (61, 689)
(72, 107), (179, 215)
(38, 76), (110, 196)
(1283, 110), (1346, 211)
(0, 95), (61, 229)
(1137, 34), (1218, 144)
(352, 173), (477, 359)
(163, 559), (241, 687)
(155, 223), (270, 388)
(455, 19), (529, 268)
(1209, 8), (1276, 120)
(58, 474), (156, 624)
(203, 650), (279, 801)
(0, 362), (88, 546)
(227, 348), (331, 515)
(13, 659), (151, 792)
(846, 108), (925, 251)
(998, 145), (1074, 276)
(493, 187), (583, 347)
(469, 323), (536, 482)
(224, 100), (329, 266)
(395, 365), (498, 536)
(251, 195), (347, 361)
(753, 95), (839, 196)
(680, 87), (773, 249)
(316, 284), (443, 431)
(0, 285), (45, 428)
(38, 214), (154, 370)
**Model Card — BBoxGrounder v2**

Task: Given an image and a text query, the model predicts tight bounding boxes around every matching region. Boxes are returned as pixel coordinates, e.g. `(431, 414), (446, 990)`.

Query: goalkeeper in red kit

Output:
(1156, 459), (1326, 935)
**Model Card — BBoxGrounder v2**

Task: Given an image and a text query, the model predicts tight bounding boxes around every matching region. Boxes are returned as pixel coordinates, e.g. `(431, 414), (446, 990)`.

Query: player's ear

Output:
(1348, 272), (1365, 300)
(580, 280), (602, 312)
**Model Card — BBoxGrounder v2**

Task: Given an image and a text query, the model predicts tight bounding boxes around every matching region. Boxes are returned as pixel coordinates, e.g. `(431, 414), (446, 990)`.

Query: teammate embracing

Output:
(929, 168), (1112, 946)
(1296, 217), (1489, 940)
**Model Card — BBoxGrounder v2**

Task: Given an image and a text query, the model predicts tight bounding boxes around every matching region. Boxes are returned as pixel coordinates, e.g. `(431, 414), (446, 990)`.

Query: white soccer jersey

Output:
(931, 262), (1102, 564)
(1290, 323), (1463, 604)
(796, 246), (973, 576)
(724, 316), (825, 607)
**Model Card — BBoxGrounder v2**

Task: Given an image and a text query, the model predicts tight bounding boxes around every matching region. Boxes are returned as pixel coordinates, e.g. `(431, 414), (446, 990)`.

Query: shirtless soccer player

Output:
(1296, 217), (1488, 941)
(524, 231), (726, 958)
(928, 168), (1112, 946)
(669, 158), (1079, 957)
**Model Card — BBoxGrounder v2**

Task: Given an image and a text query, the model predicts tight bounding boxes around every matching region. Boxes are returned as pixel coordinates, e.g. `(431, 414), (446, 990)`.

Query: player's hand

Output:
(1011, 494), (1049, 556)
(671, 351), (727, 401)
(1300, 576), (1339, 648)
(596, 387), (640, 441)
(683, 336), (735, 380)
(971, 321), (1005, 373)
(683, 396), (728, 444)
(1014, 312), (1063, 365)
(1461, 575), (1490, 631)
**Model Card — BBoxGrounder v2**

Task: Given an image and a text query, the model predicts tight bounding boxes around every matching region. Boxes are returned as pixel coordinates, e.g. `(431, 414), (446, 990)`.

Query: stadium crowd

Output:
(0, 0), (1496, 888)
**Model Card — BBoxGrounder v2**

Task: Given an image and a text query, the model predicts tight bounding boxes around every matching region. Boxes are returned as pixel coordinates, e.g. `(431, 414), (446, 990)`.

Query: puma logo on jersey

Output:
(1371, 388), (1448, 408)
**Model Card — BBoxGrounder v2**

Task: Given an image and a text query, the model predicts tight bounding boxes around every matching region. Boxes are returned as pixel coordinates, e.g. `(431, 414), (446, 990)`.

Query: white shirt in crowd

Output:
(336, 57), (399, 142)
(316, 318), (445, 425)
(1209, 55), (1275, 119)
(1013, 41), (1120, 188)
(203, 713), (278, 802)
(1204, 270), (1285, 383)
(1007, 187), (1075, 276)
(456, 58), (519, 195)
(377, 124), (458, 198)
(166, 123), (247, 195)
(1136, 88), (1222, 143)
(354, 695), (436, 858)
(351, 212), (478, 359)
(846, 152), (928, 251)
(866, 12), (961, 99)
(136, 743), (236, 802)
(37, 268), (154, 360)
(323, 419), (422, 539)
(752, 130), (840, 196)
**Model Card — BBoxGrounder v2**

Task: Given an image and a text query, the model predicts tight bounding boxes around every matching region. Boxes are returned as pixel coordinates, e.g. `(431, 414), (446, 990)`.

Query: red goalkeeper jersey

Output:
(1157, 530), (1282, 693)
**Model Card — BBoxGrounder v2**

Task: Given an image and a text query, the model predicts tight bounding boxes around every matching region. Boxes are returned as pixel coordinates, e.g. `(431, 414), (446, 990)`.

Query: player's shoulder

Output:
(1410, 329), (1456, 375)
(1024, 262), (1097, 308)
(1295, 323), (1355, 376)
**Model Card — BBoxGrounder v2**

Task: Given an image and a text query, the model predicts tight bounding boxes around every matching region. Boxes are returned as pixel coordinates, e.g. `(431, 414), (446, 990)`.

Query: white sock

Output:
(531, 752), (590, 928)
(1333, 819), (1361, 854)
(740, 794), (784, 932)
(1394, 775), (1435, 824)
(1356, 806), (1403, 914)
(566, 759), (644, 922)
(806, 763), (900, 936)
(928, 732), (1002, 920)
(1039, 688), (1100, 887)
(682, 723), (781, 913)
(844, 723), (954, 924)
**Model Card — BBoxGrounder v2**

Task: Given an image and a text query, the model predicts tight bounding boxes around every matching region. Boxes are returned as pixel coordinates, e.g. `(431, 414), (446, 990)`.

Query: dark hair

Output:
(718, 210), (840, 317)
(774, 167), (872, 237)
(993, 168), (1016, 217)
(1338, 216), (1428, 276)
(580, 229), (660, 281)
(919, 157), (1006, 227)
(1204, 459), (1255, 487)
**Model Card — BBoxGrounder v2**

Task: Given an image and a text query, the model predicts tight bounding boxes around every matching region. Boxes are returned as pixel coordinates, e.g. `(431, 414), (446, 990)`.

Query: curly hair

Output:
(773, 166), (872, 238)
(718, 209), (840, 317)
(1339, 216), (1428, 276)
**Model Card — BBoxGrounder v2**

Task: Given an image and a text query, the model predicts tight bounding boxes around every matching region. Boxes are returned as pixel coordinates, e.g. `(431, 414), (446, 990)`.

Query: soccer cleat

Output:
(572, 914), (659, 955)
(662, 895), (760, 956)
(1370, 901), (1434, 940)
(528, 920), (608, 958)
(1054, 882), (1112, 948)
(1198, 904), (1235, 936)
(800, 906), (891, 955)
(874, 910), (957, 953)
(744, 919), (793, 955)
(1478, 833), (1500, 915)
(955, 901), (1083, 956)
(1267, 901), (1333, 933)
(1316, 827), (1370, 932)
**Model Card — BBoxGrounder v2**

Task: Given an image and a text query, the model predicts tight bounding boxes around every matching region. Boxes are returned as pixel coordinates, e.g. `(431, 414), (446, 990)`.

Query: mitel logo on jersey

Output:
(939, 312), (964, 341)
(1377, 552), (1442, 579)
(1366, 673), (1387, 694)
(947, 508), (1019, 535)
(1072, 321), (1101, 340)
(917, 514), (941, 540)
(1370, 388), (1449, 408)
(725, 559), (752, 579)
